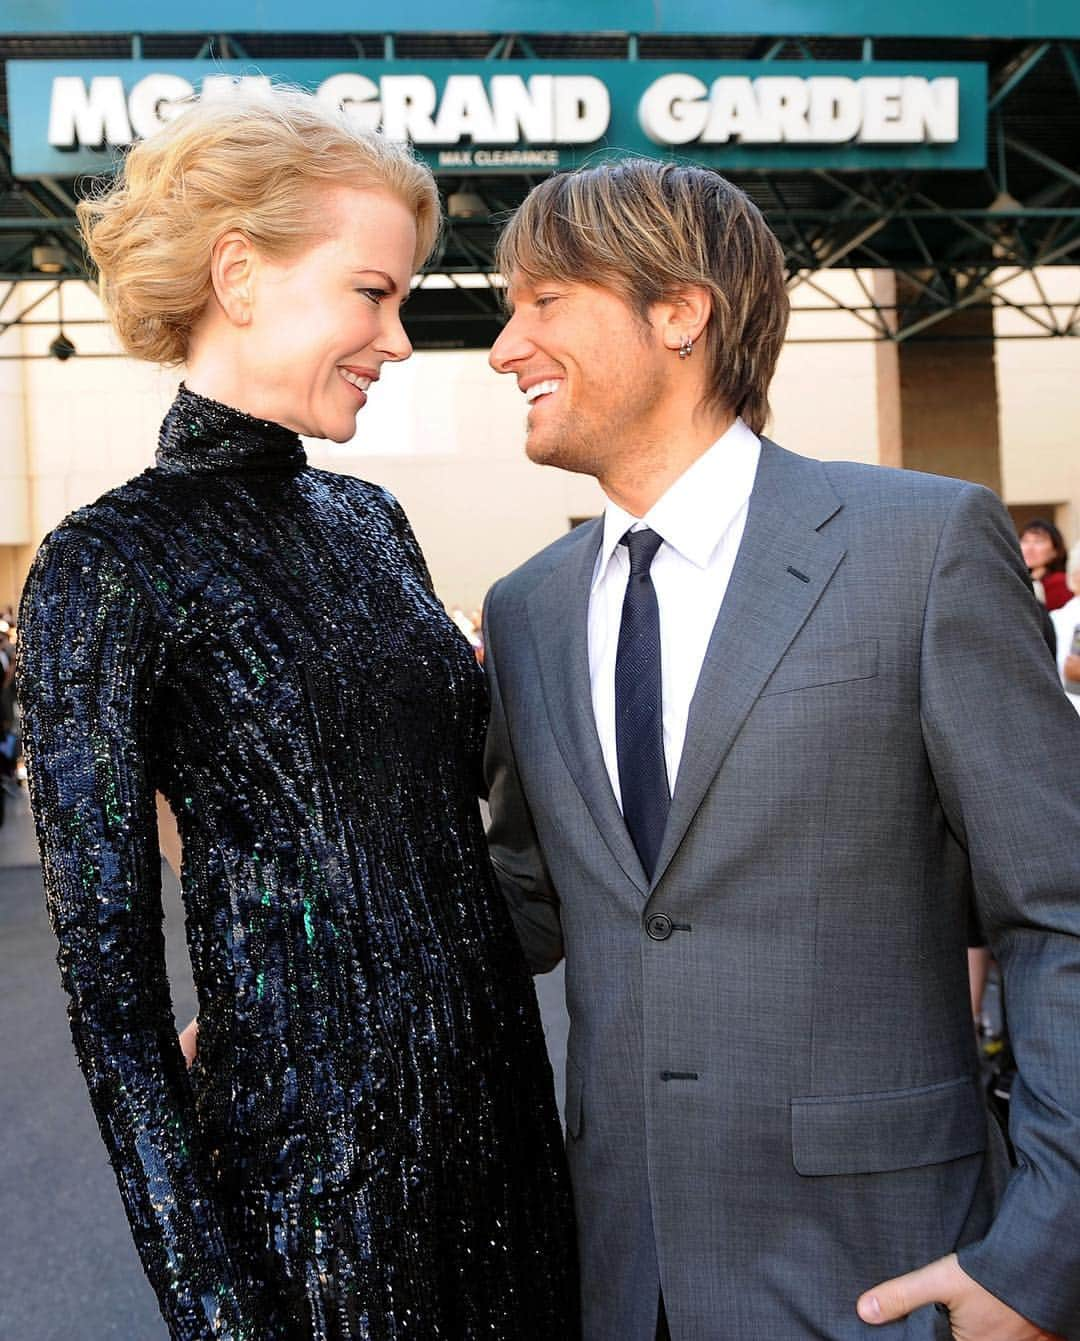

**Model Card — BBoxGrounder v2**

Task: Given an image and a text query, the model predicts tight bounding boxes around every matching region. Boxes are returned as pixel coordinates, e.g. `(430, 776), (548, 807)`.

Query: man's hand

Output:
(1063, 653), (1080, 684)
(178, 1017), (198, 1068)
(857, 1254), (1063, 1339)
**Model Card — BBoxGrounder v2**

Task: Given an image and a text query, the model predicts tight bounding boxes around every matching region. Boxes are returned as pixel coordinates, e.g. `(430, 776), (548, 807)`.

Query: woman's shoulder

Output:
(26, 471), (172, 597)
(32, 472), (158, 555)
(1043, 569), (1072, 611)
(306, 466), (397, 511)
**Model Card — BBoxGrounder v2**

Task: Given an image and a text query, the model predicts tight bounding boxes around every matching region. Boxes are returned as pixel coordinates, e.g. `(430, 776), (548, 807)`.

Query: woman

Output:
(18, 87), (577, 1340)
(1020, 517), (1070, 611)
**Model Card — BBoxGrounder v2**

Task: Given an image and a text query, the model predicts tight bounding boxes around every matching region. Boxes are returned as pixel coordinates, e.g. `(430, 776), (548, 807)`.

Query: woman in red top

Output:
(1021, 518), (1071, 610)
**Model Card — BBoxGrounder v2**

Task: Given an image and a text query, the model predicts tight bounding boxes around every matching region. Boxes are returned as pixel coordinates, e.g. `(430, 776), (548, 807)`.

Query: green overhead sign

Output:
(7, 60), (988, 177)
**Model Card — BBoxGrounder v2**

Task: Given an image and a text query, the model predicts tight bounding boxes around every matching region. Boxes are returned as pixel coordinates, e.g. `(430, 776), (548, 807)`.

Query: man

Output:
(483, 158), (1080, 1340)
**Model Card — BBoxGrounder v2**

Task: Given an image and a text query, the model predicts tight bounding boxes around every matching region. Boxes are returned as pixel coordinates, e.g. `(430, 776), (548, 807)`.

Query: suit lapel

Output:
(527, 522), (650, 894)
(649, 440), (847, 890)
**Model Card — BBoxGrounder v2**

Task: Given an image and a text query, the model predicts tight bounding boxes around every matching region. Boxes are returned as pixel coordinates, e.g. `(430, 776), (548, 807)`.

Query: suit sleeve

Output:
(482, 582), (565, 974)
(18, 527), (265, 1341)
(917, 485), (1080, 1337)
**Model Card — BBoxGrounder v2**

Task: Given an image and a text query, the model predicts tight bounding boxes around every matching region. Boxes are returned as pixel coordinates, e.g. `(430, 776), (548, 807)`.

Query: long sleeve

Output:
(17, 526), (264, 1341)
(482, 583), (565, 974)
(916, 486), (1080, 1336)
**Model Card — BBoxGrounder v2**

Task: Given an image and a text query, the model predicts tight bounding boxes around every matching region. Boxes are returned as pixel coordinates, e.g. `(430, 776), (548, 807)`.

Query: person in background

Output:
(18, 86), (576, 1341)
(1020, 518), (1070, 611)
(1051, 541), (1080, 715)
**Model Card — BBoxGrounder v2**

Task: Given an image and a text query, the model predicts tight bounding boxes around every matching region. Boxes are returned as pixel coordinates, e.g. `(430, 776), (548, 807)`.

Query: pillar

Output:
(874, 271), (1003, 494)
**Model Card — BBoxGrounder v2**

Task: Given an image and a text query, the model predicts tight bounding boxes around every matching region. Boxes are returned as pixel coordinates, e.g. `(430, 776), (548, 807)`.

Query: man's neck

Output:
(598, 410), (738, 518)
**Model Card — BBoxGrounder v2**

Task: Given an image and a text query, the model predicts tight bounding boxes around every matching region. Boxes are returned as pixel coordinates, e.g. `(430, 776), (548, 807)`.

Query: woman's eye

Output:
(358, 288), (386, 305)
(535, 295), (559, 309)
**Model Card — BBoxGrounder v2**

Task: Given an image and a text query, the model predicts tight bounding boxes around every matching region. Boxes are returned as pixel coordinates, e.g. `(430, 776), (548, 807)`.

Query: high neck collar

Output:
(156, 384), (307, 476)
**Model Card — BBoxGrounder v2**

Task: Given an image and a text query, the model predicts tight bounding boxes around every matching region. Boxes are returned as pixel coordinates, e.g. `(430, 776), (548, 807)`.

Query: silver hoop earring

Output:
(678, 335), (694, 360)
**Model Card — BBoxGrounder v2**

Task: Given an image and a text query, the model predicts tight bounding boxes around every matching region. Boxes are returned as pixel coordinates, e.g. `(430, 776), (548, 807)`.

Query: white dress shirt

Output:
(588, 416), (761, 810)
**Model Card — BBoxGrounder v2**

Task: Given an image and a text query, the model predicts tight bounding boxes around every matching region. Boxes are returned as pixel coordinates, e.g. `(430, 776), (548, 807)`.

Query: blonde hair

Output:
(496, 158), (789, 435)
(78, 85), (441, 365)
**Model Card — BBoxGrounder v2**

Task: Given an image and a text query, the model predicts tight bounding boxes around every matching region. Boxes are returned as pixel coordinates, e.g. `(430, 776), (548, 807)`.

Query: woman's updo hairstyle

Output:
(77, 84), (441, 365)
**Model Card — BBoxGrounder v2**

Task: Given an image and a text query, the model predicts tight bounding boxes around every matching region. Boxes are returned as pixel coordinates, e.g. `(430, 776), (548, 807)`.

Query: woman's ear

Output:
(208, 230), (256, 327)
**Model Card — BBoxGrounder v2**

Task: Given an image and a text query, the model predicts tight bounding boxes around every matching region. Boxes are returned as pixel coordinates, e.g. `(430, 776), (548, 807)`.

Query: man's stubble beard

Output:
(524, 370), (664, 481)
(525, 405), (607, 477)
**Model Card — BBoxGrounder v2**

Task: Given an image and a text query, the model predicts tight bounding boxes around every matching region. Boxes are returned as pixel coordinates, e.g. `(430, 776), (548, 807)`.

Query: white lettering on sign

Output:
(858, 76), (959, 143)
(639, 74), (959, 146)
(488, 75), (556, 143)
(316, 74), (382, 130)
(322, 72), (608, 145)
(126, 73), (195, 139)
(43, 70), (957, 155)
(553, 76), (610, 142)
(47, 73), (276, 148)
(48, 75), (132, 148)
(379, 76), (439, 141)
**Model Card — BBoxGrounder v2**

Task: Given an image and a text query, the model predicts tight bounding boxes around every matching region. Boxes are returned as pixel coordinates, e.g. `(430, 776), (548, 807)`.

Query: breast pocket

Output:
(760, 638), (879, 697)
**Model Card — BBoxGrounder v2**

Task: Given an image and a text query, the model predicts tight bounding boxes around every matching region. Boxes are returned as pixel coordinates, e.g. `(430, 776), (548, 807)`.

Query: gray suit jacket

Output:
(483, 440), (1080, 1341)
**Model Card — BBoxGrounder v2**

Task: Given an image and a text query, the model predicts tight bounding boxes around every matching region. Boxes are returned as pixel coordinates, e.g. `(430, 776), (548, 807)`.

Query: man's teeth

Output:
(525, 379), (562, 403)
(339, 369), (372, 391)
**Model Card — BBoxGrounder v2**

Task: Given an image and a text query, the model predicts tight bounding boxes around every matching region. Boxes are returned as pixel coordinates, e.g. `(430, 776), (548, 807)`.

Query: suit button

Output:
(646, 913), (673, 941)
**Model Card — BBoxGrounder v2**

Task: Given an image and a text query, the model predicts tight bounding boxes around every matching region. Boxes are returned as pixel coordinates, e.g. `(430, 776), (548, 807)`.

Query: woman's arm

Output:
(19, 526), (262, 1341)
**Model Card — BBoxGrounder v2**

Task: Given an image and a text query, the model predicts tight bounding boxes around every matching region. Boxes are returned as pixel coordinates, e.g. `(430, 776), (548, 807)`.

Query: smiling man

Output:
(482, 158), (1080, 1341)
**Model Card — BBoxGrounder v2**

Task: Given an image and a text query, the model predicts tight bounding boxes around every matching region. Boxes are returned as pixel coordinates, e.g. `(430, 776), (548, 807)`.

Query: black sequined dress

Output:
(18, 386), (578, 1341)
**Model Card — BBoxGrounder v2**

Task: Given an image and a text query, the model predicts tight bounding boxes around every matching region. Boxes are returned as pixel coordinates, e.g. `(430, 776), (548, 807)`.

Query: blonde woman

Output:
(17, 88), (577, 1340)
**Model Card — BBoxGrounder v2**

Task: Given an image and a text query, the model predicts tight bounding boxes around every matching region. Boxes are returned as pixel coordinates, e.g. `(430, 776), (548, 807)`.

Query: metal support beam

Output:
(988, 42), (1051, 110)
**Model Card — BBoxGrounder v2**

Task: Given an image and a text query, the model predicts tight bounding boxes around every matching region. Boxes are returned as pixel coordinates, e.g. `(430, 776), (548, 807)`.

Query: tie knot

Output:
(621, 527), (663, 576)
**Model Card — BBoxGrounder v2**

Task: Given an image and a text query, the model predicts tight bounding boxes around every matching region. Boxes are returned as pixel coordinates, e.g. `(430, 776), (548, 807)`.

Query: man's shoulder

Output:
(762, 439), (988, 534)
(766, 440), (967, 503)
(487, 519), (601, 610)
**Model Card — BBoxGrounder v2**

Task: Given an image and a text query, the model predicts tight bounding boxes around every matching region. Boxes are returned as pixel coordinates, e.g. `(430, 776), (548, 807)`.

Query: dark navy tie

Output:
(615, 527), (670, 881)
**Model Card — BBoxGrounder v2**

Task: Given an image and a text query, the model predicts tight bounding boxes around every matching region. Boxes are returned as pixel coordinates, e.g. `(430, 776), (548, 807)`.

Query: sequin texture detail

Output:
(18, 386), (579, 1340)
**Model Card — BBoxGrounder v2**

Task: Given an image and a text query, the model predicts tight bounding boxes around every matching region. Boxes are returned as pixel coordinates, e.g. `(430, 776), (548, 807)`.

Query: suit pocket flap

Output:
(791, 1075), (986, 1176)
(761, 638), (878, 696)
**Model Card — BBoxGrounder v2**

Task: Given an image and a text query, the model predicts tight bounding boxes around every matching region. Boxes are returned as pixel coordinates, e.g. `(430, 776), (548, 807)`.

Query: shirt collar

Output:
(592, 417), (761, 592)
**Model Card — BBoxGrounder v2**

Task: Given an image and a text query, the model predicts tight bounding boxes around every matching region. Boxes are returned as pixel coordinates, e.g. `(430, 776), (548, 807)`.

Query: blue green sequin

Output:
(18, 385), (578, 1340)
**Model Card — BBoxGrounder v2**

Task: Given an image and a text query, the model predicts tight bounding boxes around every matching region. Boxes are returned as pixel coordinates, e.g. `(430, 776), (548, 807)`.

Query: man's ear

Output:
(656, 285), (712, 354)
(208, 230), (256, 327)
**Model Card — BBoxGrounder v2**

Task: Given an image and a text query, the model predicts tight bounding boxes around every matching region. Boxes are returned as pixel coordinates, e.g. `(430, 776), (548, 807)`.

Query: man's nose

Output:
(489, 314), (531, 373)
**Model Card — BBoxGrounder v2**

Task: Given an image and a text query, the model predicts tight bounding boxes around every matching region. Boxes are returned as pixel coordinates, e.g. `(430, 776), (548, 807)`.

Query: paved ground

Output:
(0, 785), (569, 1340)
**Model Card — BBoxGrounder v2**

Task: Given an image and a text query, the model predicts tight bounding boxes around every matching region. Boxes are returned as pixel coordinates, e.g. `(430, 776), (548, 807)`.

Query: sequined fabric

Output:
(18, 386), (579, 1341)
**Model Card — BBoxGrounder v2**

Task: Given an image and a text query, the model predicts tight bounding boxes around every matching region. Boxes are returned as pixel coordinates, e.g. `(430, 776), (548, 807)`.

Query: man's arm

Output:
(866, 483), (1080, 1339)
(483, 586), (564, 974)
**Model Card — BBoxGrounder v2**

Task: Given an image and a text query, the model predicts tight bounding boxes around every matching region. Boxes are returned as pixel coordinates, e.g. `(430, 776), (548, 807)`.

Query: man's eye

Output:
(358, 288), (386, 305)
(535, 295), (559, 309)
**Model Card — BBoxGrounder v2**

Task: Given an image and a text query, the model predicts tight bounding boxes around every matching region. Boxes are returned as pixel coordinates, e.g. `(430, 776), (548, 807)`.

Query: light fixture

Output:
(32, 244), (66, 274)
(447, 189), (487, 219)
(49, 332), (77, 361)
(49, 283), (76, 360)
(987, 191), (1022, 260)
